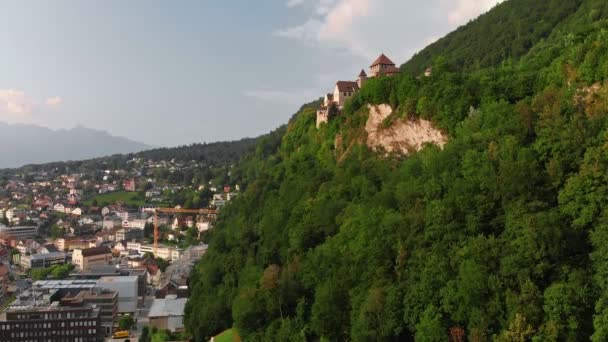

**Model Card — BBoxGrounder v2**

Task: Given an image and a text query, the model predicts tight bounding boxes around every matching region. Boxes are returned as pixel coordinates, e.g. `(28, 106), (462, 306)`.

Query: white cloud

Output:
(275, 0), (372, 58)
(0, 89), (62, 123)
(276, 0), (506, 61)
(274, 18), (322, 40)
(447, 0), (505, 26)
(0, 89), (36, 122)
(45, 96), (63, 107)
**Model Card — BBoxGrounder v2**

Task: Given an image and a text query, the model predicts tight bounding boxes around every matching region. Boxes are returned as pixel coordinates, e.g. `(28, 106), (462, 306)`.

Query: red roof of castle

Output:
(359, 69), (367, 77)
(370, 54), (395, 67)
(336, 81), (359, 93)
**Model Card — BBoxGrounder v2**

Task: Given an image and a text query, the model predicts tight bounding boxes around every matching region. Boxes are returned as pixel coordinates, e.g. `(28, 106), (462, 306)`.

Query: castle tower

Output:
(357, 69), (367, 88)
(369, 54), (400, 77)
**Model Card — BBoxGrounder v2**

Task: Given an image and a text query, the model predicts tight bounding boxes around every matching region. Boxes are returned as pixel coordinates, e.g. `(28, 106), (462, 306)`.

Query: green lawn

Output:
(84, 191), (145, 207)
(214, 329), (240, 342)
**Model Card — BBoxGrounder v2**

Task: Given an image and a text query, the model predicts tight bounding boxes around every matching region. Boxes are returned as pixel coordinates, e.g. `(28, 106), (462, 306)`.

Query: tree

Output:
(118, 315), (135, 331)
(50, 224), (63, 239)
(139, 326), (150, 342)
(155, 257), (170, 272)
(50, 264), (74, 279)
(327, 103), (339, 120)
(415, 305), (448, 342)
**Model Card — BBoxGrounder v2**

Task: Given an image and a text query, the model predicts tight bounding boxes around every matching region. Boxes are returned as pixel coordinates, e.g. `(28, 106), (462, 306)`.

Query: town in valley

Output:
(0, 155), (238, 341)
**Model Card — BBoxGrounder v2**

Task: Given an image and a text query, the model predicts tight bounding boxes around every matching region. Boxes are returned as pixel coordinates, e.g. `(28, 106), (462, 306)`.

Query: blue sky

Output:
(0, 0), (502, 146)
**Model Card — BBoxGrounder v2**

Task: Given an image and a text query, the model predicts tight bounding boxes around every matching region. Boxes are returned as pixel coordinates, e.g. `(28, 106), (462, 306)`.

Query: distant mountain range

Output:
(0, 122), (153, 168)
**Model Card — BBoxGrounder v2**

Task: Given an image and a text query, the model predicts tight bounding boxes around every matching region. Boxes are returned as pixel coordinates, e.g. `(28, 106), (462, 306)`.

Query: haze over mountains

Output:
(0, 122), (152, 168)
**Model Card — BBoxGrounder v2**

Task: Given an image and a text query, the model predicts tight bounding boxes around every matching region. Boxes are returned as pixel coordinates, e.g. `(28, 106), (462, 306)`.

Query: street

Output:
(106, 290), (155, 342)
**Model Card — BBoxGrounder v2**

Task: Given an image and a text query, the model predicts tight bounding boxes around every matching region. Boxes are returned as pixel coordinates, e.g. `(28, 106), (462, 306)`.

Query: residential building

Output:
(196, 221), (213, 232)
(61, 289), (118, 337)
(114, 240), (128, 253)
(96, 276), (138, 313)
(147, 296), (187, 332)
(115, 228), (143, 241)
(182, 244), (208, 262)
(0, 289), (104, 342)
(6, 208), (26, 222)
(125, 219), (147, 229)
(54, 237), (67, 251)
(0, 225), (38, 239)
(20, 252), (66, 270)
(123, 178), (136, 192)
(15, 239), (41, 255)
(138, 244), (183, 261)
(37, 243), (60, 254)
(0, 263), (9, 297)
(116, 211), (132, 221)
(67, 238), (98, 251)
(72, 246), (112, 271)
(70, 267), (147, 301)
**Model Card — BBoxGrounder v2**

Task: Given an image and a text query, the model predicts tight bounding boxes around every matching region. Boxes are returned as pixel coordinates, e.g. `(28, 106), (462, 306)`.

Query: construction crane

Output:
(153, 207), (218, 253)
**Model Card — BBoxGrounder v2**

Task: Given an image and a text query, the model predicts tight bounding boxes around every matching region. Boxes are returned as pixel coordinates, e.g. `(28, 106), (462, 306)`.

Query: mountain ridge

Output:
(0, 121), (153, 168)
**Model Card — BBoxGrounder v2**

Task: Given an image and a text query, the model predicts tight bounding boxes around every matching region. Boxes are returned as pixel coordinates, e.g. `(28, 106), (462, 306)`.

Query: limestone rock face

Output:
(365, 104), (447, 155)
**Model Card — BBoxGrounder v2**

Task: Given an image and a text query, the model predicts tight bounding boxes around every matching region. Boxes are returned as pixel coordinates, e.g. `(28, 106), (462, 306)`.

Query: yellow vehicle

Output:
(112, 330), (129, 339)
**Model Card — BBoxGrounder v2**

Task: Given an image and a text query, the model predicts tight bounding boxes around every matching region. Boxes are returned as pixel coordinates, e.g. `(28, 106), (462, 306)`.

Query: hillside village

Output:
(0, 155), (239, 339)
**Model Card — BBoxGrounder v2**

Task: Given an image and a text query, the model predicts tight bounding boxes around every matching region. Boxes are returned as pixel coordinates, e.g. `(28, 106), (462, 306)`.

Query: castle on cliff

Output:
(316, 54), (400, 128)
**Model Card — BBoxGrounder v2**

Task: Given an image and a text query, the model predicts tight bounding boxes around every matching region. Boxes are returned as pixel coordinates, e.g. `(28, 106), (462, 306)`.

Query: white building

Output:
(196, 221), (213, 232)
(126, 219), (147, 229)
(0, 226), (38, 239)
(6, 208), (26, 222)
(116, 211), (132, 221)
(96, 276), (138, 313)
(148, 296), (187, 332)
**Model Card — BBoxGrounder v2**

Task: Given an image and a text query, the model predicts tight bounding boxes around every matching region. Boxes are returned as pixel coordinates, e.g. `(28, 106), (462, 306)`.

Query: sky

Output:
(0, 0), (503, 147)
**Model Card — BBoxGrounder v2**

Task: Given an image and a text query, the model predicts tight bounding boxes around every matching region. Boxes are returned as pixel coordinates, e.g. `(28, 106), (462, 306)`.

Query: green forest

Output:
(0, 136), (259, 175)
(184, 0), (608, 340)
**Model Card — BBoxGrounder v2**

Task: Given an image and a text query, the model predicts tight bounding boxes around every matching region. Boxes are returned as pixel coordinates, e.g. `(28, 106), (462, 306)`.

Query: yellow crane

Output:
(153, 207), (218, 253)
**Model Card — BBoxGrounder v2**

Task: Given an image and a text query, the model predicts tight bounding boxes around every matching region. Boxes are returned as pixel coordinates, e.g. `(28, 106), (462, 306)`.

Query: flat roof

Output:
(33, 279), (98, 290)
(29, 252), (65, 260)
(148, 298), (187, 318)
(97, 275), (137, 283)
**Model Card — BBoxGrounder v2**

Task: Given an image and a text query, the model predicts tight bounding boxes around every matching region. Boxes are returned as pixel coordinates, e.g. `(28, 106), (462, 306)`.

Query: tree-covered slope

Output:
(185, 0), (608, 340)
(402, 0), (586, 74)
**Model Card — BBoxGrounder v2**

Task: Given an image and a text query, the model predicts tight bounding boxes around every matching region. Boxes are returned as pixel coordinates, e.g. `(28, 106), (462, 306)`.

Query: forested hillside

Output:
(3, 137), (259, 175)
(402, 0), (585, 74)
(185, 0), (608, 340)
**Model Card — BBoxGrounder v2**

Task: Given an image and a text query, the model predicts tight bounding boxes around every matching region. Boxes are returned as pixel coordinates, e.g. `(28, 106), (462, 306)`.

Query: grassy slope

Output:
(84, 191), (145, 207)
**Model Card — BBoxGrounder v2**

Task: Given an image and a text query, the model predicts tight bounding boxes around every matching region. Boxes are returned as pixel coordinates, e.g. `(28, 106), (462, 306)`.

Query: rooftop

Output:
(148, 297), (187, 318)
(33, 279), (98, 290)
(97, 275), (138, 283)
(28, 252), (65, 260)
(336, 81), (360, 93)
(79, 246), (112, 257)
(370, 53), (395, 67)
